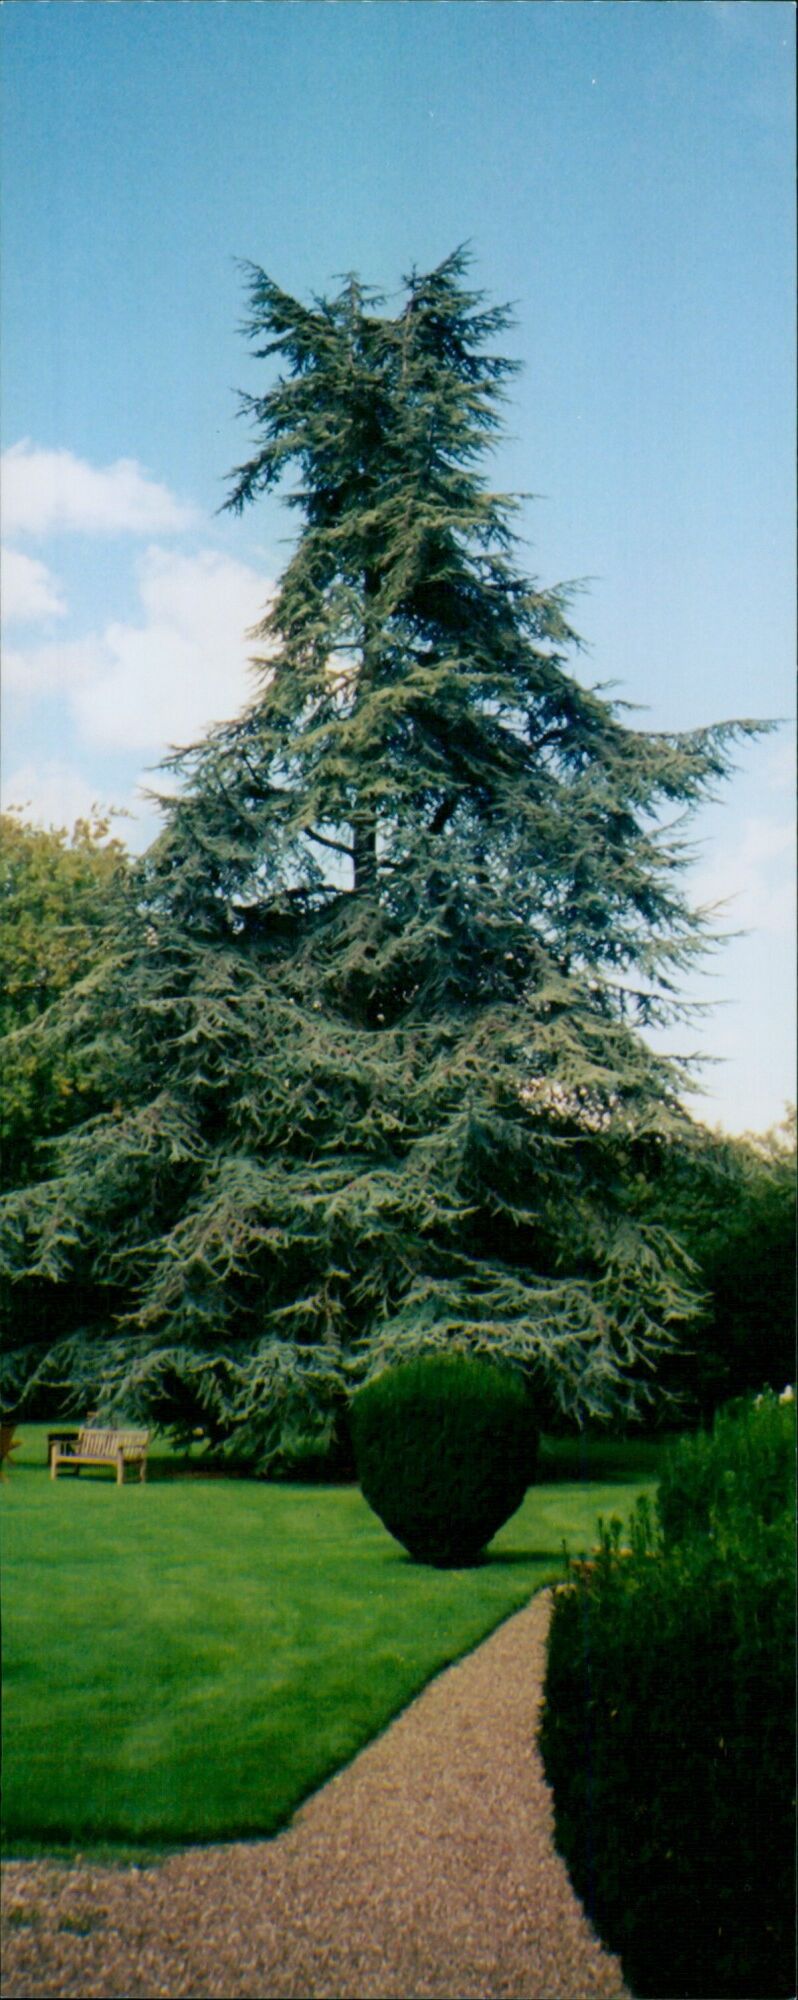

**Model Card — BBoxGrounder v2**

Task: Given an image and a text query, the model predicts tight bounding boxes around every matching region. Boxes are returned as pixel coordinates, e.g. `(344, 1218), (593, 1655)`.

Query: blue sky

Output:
(1, 0), (794, 1134)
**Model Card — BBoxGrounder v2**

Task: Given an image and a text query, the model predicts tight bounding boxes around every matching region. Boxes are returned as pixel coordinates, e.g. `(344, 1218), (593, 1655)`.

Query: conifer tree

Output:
(0, 251), (764, 1462)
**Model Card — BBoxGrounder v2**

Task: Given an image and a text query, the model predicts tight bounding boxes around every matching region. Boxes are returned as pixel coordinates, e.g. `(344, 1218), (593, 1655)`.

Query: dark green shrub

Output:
(657, 1387), (796, 1548)
(628, 1117), (796, 1423)
(350, 1352), (535, 1566)
(539, 1396), (796, 1999)
(683, 1126), (796, 1414)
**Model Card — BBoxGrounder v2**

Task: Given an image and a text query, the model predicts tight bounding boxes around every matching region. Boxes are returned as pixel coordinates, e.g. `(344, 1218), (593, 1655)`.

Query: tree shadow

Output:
(486, 1547), (571, 1566)
(388, 1543), (568, 1570)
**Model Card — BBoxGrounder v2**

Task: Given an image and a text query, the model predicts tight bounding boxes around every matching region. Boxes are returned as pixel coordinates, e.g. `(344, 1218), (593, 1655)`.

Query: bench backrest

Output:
(76, 1427), (149, 1459)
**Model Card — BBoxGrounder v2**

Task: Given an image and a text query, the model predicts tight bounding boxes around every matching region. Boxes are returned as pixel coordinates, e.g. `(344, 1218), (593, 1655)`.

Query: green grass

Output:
(1, 1423), (662, 1857)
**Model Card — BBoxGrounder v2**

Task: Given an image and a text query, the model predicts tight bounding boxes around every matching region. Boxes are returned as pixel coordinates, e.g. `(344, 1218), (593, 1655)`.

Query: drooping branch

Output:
(306, 828), (355, 861)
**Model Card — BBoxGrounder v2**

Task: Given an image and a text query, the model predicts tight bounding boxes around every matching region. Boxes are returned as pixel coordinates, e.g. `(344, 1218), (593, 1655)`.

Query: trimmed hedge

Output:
(539, 1393), (796, 1999)
(350, 1352), (535, 1566)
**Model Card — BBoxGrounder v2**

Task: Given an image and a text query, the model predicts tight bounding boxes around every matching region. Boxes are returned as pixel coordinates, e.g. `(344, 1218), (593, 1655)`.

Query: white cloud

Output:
(2, 441), (198, 537)
(693, 815), (796, 939)
(5, 545), (273, 754)
(1, 546), (67, 624)
(1, 759), (126, 834)
(3, 635), (105, 700)
(766, 734), (797, 795)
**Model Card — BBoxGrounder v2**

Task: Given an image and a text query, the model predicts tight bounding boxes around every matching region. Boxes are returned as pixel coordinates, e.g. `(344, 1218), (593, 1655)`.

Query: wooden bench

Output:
(50, 1427), (150, 1485)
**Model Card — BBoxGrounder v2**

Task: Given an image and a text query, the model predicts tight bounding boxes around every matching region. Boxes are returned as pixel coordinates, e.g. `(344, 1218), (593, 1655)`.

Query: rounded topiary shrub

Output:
(350, 1352), (536, 1566)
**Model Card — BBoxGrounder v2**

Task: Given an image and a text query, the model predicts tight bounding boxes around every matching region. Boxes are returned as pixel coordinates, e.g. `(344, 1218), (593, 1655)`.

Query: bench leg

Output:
(116, 1450), (125, 1485)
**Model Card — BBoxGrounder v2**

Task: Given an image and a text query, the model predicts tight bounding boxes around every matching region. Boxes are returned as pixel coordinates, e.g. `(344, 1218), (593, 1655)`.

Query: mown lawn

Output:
(1, 1424), (663, 1855)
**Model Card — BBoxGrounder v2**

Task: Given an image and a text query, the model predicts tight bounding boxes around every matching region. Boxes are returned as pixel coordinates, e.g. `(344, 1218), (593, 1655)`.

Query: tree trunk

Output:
(353, 565), (379, 894)
(353, 815), (377, 894)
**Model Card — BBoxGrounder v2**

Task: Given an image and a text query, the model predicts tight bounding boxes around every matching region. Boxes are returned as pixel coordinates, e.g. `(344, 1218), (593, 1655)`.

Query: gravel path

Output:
(1, 1589), (629, 2000)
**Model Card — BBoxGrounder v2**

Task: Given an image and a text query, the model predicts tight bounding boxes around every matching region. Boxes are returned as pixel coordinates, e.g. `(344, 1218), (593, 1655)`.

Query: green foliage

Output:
(539, 1394), (797, 1999)
(657, 1385), (796, 1546)
(638, 1112), (796, 1418)
(351, 1352), (534, 1564)
(0, 812), (130, 1189)
(3, 1425), (654, 1851)
(0, 252), (768, 1456)
(0, 815), (133, 1405)
(0, 811), (129, 1039)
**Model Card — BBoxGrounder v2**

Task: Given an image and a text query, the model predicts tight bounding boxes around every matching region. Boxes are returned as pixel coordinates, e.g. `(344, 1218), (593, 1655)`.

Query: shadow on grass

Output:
(486, 1547), (570, 1566)
(10, 1424), (669, 1487)
(385, 1542), (568, 1571)
(537, 1436), (670, 1484)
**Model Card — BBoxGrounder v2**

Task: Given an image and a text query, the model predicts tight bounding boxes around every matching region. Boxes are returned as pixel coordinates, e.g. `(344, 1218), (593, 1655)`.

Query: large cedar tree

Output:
(0, 252), (763, 1462)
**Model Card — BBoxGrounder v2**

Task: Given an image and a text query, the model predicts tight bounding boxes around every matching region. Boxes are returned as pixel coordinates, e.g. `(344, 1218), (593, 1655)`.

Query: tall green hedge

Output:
(539, 1393), (796, 1999)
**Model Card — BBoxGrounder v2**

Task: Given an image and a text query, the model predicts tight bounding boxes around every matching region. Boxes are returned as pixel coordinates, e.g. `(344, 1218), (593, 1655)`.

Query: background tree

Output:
(643, 1110), (796, 1420)
(0, 813), (131, 1408)
(0, 812), (130, 1190)
(0, 252), (765, 1462)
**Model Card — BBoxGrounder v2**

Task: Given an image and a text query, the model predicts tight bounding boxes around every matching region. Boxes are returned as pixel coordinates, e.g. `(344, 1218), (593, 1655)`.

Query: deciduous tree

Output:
(643, 1110), (796, 1418)
(0, 811), (130, 1190)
